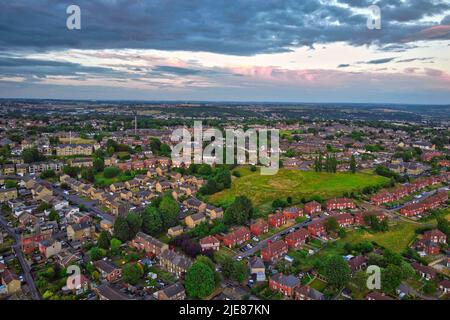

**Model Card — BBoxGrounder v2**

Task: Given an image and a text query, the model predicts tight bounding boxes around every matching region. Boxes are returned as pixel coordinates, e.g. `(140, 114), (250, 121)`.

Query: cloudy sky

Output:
(0, 0), (449, 104)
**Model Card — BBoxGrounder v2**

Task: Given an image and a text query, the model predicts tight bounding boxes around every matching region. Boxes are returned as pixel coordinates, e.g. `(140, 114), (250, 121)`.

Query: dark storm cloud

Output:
(0, 0), (448, 55)
(0, 56), (124, 79)
(359, 57), (397, 64)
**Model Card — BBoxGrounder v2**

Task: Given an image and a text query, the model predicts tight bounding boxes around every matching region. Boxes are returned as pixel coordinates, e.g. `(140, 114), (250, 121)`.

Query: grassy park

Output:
(209, 168), (389, 210)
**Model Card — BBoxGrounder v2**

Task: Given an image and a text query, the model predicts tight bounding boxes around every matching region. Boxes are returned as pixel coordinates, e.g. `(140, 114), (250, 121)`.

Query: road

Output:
(236, 219), (312, 259)
(0, 211), (41, 300)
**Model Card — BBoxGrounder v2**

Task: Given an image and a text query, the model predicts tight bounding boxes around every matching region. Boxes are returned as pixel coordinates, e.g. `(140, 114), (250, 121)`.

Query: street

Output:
(0, 210), (41, 300)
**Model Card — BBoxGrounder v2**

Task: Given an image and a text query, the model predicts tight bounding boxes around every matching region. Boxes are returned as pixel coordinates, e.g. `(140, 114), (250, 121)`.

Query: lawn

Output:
(338, 220), (436, 253)
(94, 172), (134, 187)
(59, 137), (95, 144)
(208, 168), (389, 210)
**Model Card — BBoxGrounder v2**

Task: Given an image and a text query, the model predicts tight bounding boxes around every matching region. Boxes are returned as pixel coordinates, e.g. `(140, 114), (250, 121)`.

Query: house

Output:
(283, 207), (303, 220)
(32, 183), (53, 201)
(249, 257), (266, 281)
(1, 269), (21, 294)
(366, 292), (394, 300)
(125, 179), (140, 190)
(56, 144), (92, 156)
(269, 273), (299, 297)
(155, 282), (186, 300)
(55, 250), (81, 268)
(268, 212), (286, 228)
(400, 192), (448, 217)
(354, 210), (385, 225)
(0, 188), (18, 203)
(415, 239), (441, 256)
(334, 213), (355, 228)
(69, 157), (93, 168)
(39, 239), (62, 259)
(21, 232), (52, 254)
(294, 285), (325, 300)
(250, 219), (269, 236)
(411, 262), (437, 280)
(423, 229), (447, 244)
(185, 212), (206, 229)
(93, 260), (122, 282)
(439, 279), (450, 294)
(348, 255), (368, 272)
(184, 197), (206, 213)
(167, 225), (184, 238)
(222, 227), (251, 248)
(95, 283), (133, 300)
(110, 182), (125, 193)
(325, 198), (355, 211)
(205, 205), (223, 220)
(159, 250), (193, 277)
(67, 222), (95, 242)
(199, 235), (220, 251)
(261, 240), (288, 262)
(308, 219), (326, 237)
(284, 228), (308, 249)
(131, 232), (169, 257)
(155, 180), (173, 193)
(304, 201), (321, 215)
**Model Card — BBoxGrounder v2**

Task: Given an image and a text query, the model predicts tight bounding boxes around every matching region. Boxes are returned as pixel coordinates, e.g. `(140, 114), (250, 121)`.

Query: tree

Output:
(381, 264), (403, 294)
(122, 263), (144, 285)
(81, 168), (95, 182)
(224, 196), (253, 225)
(185, 262), (216, 298)
(113, 216), (131, 242)
(142, 206), (163, 236)
(93, 158), (105, 173)
(322, 255), (350, 289)
(104, 167), (120, 178)
(324, 217), (339, 233)
(350, 155), (357, 173)
(126, 213), (142, 237)
(48, 210), (60, 223)
(22, 147), (44, 163)
(89, 247), (106, 260)
(110, 238), (122, 254)
(40, 169), (56, 179)
(159, 194), (179, 228)
(97, 231), (111, 250)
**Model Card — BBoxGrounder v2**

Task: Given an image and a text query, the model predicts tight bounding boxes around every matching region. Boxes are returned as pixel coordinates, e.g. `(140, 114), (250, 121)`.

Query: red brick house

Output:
(325, 198), (355, 211)
(307, 219), (326, 237)
(400, 192), (448, 217)
(284, 228), (308, 249)
(250, 219), (269, 236)
(268, 212), (286, 228)
(21, 232), (52, 254)
(93, 260), (122, 282)
(411, 262), (436, 280)
(334, 213), (355, 227)
(269, 273), (299, 297)
(261, 240), (288, 262)
(199, 235), (220, 251)
(222, 227), (250, 248)
(354, 210), (385, 225)
(131, 232), (169, 257)
(283, 207), (303, 220)
(423, 229), (447, 244)
(304, 201), (321, 215)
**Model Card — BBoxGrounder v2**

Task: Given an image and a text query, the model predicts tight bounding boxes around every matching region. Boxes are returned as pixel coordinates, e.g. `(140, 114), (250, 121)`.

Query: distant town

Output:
(0, 100), (449, 301)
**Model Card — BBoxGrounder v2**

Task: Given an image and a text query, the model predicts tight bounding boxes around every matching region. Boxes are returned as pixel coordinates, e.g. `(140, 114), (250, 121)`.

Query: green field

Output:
(339, 221), (425, 253)
(208, 168), (389, 209)
(94, 172), (134, 187)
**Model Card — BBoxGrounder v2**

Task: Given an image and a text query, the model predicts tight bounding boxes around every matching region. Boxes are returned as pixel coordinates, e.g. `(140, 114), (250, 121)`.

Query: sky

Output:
(0, 0), (449, 104)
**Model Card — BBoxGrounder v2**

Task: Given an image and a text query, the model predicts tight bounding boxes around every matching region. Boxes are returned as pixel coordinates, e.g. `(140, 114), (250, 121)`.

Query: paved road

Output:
(236, 219), (312, 259)
(0, 211), (41, 300)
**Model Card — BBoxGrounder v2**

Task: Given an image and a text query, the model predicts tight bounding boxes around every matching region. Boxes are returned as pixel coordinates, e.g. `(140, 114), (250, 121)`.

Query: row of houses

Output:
(400, 191), (448, 217)
(371, 173), (450, 206)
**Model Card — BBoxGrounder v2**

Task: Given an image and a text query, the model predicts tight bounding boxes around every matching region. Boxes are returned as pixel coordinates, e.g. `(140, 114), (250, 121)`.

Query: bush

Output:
(103, 167), (120, 178)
